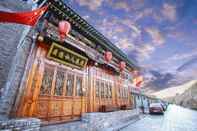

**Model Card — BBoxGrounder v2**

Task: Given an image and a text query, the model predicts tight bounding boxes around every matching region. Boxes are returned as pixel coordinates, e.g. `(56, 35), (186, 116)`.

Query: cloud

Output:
(161, 3), (177, 22)
(112, 1), (131, 12)
(135, 44), (155, 61)
(145, 27), (165, 45)
(115, 38), (135, 51)
(108, 0), (144, 12)
(134, 8), (153, 21)
(161, 50), (197, 64)
(120, 18), (141, 38)
(76, 0), (104, 11)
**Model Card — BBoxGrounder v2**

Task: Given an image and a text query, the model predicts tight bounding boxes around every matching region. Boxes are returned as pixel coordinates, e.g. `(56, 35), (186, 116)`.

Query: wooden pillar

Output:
(87, 66), (94, 112)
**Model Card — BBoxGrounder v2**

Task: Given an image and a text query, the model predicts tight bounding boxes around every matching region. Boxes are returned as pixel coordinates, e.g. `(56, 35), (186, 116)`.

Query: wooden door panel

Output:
(50, 100), (62, 117)
(63, 100), (73, 116)
(35, 100), (49, 119)
(73, 100), (82, 115)
(95, 99), (100, 111)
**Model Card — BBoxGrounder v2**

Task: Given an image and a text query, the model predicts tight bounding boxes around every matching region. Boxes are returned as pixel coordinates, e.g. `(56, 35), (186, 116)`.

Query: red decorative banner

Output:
(0, 5), (48, 26)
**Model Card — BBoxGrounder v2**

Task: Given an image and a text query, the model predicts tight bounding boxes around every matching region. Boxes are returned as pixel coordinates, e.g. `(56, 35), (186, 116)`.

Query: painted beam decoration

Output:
(47, 42), (88, 69)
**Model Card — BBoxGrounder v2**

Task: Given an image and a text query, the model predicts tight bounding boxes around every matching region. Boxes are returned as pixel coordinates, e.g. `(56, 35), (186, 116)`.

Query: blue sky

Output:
(65, 0), (197, 85)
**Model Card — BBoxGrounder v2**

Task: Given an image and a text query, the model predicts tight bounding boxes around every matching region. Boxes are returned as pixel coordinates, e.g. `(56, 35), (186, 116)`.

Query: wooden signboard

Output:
(47, 42), (88, 69)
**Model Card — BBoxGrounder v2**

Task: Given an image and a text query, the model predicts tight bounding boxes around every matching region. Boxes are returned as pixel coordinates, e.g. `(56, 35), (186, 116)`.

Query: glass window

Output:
(125, 89), (128, 99)
(119, 88), (121, 98)
(54, 70), (65, 96)
(124, 89), (126, 99)
(125, 89), (128, 98)
(96, 80), (100, 97)
(108, 84), (112, 98)
(76, 76), (83, 96)
(104, 83), (108, 98)
(66, 74), (74, 96)
(101, 82), (104, 98)
(40, 65), (54, 95)
(122, 89), (124, 98)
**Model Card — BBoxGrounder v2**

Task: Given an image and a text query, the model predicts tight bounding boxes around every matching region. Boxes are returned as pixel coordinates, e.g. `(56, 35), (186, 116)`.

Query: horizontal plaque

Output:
(47, 42), (88, 69)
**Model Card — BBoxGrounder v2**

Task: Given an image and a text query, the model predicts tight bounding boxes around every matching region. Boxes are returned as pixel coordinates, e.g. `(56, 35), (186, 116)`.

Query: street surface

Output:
(122, 105), (197, 131)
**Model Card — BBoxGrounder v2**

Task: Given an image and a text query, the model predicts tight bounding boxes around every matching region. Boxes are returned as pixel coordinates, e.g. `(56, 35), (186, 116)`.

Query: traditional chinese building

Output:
(0, 0), (139, 125)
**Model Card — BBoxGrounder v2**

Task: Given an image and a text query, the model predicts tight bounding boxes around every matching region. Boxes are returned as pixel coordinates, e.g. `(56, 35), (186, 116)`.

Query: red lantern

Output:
(119, 61), (126, 71)
(58, 21), (71, 41)
(104, 51), (112, 63)
(133, 76), (143, 88)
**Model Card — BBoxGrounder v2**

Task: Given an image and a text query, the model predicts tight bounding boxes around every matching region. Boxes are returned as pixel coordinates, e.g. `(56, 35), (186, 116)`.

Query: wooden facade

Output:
(14, 0), (139, 124)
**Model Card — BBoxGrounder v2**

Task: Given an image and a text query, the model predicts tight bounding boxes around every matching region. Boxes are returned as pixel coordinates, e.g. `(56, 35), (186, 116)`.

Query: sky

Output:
(65, 0), (197, 88)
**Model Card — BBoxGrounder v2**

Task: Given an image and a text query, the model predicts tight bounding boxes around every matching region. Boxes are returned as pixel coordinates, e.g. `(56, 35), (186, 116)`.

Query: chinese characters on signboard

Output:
(47, 43), (88, 69)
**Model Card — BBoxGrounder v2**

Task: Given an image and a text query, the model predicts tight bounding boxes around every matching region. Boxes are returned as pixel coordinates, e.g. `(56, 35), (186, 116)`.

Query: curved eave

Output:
(48, 0), (139, 70)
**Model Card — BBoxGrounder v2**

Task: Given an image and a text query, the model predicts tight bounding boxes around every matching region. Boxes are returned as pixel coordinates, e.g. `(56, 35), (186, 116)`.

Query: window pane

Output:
(40, 66), (54, 95)
(96, 80), (100, 97)
(104, 83), (108, 98)
(126, 89), (128, 98)
(122, 89), (125, 98)
(66, 74), (74, 96)
(54, 70), (65, 96)
(109, 84), (112, 98)
(101, 82), (104, 98)
(76, 76), (83, 96)
(118, 88), (121, 98)
(122, 89), (124, 98)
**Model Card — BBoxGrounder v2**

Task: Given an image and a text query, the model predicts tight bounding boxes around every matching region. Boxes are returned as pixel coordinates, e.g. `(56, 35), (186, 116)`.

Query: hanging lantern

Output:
(133, 76), (143, 88)
(104, 51), (113, 63)
(58, 21), (71, 41)
(119, 61), (126, 71)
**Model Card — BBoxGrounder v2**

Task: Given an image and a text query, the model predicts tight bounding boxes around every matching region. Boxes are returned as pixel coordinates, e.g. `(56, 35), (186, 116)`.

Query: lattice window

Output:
(54, 70), (65, 96)
(40, 65), (54, 95)
(76, 76), (83, 96)
(101, 82), (104, 98)
(66, 74), (74, 96)
(104, 83), (108, 98)
(96, 80), (100, 97)
(108, 84), (112, 98)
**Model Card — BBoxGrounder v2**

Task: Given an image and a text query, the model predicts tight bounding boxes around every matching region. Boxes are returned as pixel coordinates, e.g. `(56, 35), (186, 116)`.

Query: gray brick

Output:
(0, 0), (36, 119)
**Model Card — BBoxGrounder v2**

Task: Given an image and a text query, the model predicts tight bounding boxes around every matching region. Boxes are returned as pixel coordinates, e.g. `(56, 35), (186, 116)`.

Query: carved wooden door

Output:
(18, 46), (87, 123)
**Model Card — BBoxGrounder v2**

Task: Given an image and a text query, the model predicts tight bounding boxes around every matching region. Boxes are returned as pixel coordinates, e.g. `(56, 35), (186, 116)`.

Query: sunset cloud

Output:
(120, 19), (141, 39)
(135, 44), (155, 61)
(116, 38), (135, 51)
(112, 1), (131, 12)
(162, 51), (197, 64)
(76, 0), (104, 10)
(145, 27), (165, 45)
(134, 8), (153, 21)
(70, 0), (197, 87)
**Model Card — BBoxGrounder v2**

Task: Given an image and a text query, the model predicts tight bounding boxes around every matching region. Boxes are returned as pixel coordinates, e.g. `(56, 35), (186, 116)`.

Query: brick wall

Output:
(0, 0), (35, 119)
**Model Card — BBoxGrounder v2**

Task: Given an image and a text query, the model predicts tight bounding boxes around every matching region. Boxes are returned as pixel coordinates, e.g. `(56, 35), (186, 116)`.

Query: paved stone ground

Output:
(121, 105), (197, 131)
